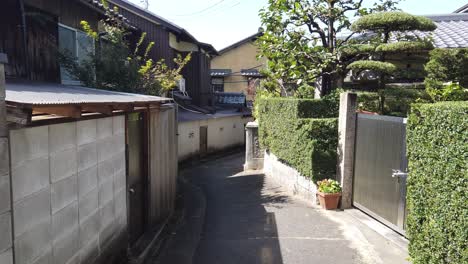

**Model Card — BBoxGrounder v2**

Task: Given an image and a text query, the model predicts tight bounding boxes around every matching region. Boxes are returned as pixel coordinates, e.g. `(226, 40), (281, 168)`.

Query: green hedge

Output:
(406, 102), (468, 264)
(257, 98), (338, 180)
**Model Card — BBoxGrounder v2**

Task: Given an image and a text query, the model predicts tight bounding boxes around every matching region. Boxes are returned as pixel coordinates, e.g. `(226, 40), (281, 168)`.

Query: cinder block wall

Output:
(0, 137), (13, 264)
(8, 116), (127, 264)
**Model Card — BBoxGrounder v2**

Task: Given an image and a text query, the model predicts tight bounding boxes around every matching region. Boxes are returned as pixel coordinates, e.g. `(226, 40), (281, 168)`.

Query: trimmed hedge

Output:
(406, 102), (468, 264)
(257, 98), (338, 180)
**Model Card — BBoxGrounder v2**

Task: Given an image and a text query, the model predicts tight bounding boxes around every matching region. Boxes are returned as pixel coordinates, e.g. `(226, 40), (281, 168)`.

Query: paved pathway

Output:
(154, 153), (409, 264)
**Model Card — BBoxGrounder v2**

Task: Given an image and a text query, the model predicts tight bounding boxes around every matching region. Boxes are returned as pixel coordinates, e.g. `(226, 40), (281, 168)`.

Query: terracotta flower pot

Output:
(317, 192), (341, 210)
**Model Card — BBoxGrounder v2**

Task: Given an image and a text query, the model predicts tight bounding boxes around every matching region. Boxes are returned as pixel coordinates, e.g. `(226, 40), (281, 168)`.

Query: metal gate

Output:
(353, 114), (408, 235)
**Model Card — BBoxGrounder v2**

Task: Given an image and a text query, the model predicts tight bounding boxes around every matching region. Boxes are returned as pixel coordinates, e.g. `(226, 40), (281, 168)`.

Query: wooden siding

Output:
(0, 0), (100, 81)
(111, 6), (175, 68)
(0, 0), (26, 78)
(182, 51), (213, 106)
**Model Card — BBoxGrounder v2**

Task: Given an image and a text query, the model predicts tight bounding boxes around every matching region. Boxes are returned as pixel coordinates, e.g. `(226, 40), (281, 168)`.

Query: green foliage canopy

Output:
(257, 0), (401, 97)
(351, 11), (437, 32)
(348, 60), (398, 74)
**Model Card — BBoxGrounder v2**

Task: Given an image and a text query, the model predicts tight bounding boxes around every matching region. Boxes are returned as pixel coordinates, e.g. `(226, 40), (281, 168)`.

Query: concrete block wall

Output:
(8, 116), (127, 264)
(0, 137), (13, 264)
(263, 151), (318, 204)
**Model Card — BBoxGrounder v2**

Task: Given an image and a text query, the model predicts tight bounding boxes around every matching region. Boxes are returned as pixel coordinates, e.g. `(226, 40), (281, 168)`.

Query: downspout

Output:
(18, 0), (29, 79)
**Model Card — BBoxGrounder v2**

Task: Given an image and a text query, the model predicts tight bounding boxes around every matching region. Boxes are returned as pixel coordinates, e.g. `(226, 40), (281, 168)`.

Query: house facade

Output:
(109, 0), (218, 107)
(210, 31), (266, 104)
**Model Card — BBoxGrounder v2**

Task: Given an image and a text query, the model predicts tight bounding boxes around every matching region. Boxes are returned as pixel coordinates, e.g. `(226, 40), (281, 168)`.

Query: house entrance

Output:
(353, 113), (408, 235)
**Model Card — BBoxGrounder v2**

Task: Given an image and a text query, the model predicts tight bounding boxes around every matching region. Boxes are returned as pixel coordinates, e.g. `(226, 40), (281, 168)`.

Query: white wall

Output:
(8, 116), (127, 264)
(178, 115), (253, 161)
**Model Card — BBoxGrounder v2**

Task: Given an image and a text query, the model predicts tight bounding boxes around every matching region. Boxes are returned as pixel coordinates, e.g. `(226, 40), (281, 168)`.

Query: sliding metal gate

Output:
(353, 114), (408, 235)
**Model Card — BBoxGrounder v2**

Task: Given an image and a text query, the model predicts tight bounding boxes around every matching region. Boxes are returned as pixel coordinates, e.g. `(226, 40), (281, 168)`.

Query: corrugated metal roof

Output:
(6, 82), (171, 106)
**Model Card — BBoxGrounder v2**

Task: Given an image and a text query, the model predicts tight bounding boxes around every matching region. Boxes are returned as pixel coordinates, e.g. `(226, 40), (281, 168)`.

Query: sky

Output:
(127, 0), (468, 50)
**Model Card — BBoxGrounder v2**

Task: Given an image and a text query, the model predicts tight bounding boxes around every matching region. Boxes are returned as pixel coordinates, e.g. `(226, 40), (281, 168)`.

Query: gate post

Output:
(244, 121), (264, 170)
(337, 92), (357, 209)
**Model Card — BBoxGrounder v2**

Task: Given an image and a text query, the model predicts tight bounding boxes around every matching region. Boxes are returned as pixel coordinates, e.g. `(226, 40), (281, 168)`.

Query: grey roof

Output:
(6, 82), (171, 106)
(178, 109), (246, 122)
(454, 4), (468, 13)
(422, 14), (468, 48)
(219, 32), (263, 55)
(211, 69), (232, 77)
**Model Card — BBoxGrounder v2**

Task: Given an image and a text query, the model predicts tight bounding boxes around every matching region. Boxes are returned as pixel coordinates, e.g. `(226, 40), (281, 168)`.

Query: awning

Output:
(5, 81), (171, 124)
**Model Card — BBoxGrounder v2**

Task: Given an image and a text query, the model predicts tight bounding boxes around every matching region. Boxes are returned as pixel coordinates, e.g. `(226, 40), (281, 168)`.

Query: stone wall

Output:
(8, 116), (127, 264)
(263, 151), (318, 204)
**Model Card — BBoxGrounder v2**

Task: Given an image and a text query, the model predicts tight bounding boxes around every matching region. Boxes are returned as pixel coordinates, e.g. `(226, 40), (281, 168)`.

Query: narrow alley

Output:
(152, 153), (409, 264)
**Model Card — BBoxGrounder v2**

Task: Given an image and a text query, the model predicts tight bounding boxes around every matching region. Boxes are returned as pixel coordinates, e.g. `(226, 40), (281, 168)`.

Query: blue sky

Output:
(127, 0), (468, 50)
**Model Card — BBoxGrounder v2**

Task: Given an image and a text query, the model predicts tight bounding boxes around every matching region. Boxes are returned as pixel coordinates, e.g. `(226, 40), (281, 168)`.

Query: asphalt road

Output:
(154, 153), (409, 264)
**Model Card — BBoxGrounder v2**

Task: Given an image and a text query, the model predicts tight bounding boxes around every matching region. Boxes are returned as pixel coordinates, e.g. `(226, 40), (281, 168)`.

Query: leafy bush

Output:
(257, 98), (338, 181)
(355, 88), (431, 116)
(406, 102), (468, 264)
(59, 8), (190, 96)
(425, 48), (468, 101)
(317, 179), (342, 194)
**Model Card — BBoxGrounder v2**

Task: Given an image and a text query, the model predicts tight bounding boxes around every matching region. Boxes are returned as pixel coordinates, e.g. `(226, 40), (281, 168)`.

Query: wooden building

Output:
(0, 1), (185, 263)
(108, 0), (218, 107)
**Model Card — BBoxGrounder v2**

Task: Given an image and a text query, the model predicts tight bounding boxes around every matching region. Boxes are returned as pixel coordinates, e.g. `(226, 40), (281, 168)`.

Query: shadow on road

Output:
(186, 154), (287, 264)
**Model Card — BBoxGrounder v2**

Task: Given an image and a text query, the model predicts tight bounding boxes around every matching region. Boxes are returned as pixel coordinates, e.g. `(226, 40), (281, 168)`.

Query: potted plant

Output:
(317, 179), (342, 210)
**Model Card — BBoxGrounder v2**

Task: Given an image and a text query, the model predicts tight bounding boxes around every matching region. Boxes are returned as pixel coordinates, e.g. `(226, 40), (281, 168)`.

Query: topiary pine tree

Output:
(347, 11), (436, 112)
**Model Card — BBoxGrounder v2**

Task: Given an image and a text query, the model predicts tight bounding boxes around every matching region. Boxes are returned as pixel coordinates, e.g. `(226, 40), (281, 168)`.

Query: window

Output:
(58, 24), (94, 85)
(212, 77), (224, 92)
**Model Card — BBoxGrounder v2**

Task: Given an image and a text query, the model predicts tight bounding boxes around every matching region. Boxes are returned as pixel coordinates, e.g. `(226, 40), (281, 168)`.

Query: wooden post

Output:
(0, 53), (8, 137)
(337, 92), (357, 209)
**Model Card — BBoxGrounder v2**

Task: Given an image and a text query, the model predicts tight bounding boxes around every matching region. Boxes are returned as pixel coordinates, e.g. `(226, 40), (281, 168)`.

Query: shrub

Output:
(355, 88), (431, 116)
(425, 48), (468, 101)
(317, 179), (342, 194)
(406, 101), (468, 264)
(257, 98), (338, 181)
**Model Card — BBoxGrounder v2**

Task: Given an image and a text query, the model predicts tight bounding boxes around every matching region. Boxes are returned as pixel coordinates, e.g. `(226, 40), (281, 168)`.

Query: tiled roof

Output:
(241, 69), (262, 77)
(422, 14), (468, 48)
(211, 69), (232, 77)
